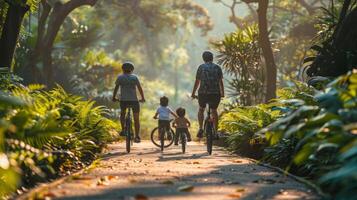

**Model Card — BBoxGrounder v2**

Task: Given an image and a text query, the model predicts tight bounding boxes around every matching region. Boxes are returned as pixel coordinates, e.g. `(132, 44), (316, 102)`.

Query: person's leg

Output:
(197, 94), (206, 138)
(132, 101), (141, 142)
(185, 128), (192, 142)
(209, 94), (221, 134)
(198, 107), (205, 130)
(133, 112), (140, 138)
(211, 109), (219, 132)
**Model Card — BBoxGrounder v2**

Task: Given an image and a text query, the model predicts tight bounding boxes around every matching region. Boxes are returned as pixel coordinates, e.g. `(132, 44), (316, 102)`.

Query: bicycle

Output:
(174, 128), (187, 154)
(150, 120), (175, 151)
(193, 96), (216, 155)
(123, 106), (134, 153)
(203, 104), (215, 155)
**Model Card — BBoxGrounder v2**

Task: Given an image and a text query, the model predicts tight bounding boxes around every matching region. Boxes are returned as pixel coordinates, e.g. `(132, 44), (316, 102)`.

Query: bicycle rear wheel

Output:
(205, 121), (213, 155)
(150, 127), (175, 148)
(125, 118), (131, 153)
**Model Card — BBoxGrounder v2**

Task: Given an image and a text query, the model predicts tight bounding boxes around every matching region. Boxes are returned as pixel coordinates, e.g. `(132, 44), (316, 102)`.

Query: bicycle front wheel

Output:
(150, 127), (175, 148)
(205, 121), (213, 155)
(125, 119), (131, 153)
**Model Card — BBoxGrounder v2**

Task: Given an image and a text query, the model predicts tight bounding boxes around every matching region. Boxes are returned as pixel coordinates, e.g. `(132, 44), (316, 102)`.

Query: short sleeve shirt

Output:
(115, 74), (140, 101)
(157, 106), (173, 120)
(196, 62), (223, 94)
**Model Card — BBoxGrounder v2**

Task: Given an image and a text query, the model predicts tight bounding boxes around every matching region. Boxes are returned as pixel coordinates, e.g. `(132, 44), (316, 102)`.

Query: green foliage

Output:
(213, 24), (265, 105)
(219, 81), (314, 157)
(0, 78), (119, 198)
(223, 72), (356, 199)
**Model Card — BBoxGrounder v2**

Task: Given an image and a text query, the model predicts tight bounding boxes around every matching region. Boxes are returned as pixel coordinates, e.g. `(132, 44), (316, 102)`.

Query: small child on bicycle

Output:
(153, 96), (178, 139)
(173, 107), (192, 145)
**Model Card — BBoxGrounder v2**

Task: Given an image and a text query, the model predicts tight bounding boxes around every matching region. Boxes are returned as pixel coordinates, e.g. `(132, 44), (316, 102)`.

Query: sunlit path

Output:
(30, 141), (317, 200)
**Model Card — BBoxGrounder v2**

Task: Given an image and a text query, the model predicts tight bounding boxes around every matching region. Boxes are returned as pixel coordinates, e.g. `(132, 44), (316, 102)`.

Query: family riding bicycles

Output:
(112, 51), (224, 154)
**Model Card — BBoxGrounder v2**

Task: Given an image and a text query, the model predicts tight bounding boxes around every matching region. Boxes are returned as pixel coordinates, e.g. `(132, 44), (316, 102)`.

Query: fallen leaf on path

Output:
(236, 188), (245, 192)
(134, 159), (142, 163)
(135, 194), (148, 200)
(178, 185), (194, 192)
(193, 161), (200, 164)
(232, 160), (243, 163)
(227, 193), (241, 198)
(108, 175), (118, 180)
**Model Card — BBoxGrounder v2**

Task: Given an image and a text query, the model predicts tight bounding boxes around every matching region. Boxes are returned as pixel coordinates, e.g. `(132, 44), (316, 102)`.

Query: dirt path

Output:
(40, 141), (317, 200)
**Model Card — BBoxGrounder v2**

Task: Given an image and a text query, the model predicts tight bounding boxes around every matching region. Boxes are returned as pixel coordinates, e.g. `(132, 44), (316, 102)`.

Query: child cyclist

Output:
(112, 62), (145, 143)
(153, 96), (178, 139)
(173, 107), (192, 145)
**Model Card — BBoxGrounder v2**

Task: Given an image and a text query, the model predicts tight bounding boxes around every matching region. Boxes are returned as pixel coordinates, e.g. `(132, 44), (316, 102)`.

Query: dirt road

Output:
(39, 141), (317, 200)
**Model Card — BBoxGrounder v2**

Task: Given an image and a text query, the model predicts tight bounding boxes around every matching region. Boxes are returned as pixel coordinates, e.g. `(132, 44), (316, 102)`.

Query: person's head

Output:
(160, 96), (169, 107)
(122, 62), (134, 74)
(176, 107), (186, 118)
(202, 51), (213, 63)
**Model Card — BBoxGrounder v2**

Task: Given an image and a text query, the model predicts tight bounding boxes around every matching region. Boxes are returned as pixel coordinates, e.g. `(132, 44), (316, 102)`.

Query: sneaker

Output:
(196, 129), (204, 138)
(174, 142), (179, 146)
(134, 136), (141, 143)
(119, 131), (126, 136)
(187, 137), (192, 142)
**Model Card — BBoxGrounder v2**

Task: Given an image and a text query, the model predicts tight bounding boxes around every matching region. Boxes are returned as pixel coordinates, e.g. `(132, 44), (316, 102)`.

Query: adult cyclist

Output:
(191, 51), (224, 138)
(112, 62), (146, 143)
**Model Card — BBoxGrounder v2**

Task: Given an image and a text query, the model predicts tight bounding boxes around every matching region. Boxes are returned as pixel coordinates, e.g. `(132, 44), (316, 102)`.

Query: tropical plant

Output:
(0, 76), (119, 198)
(213, 24), (265, 105)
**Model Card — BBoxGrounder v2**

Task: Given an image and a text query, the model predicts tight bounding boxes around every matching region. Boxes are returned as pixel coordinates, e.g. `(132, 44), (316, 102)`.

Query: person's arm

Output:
(186, 118), (191, 127)
(219, 78), (225, 98)
(112, 84), (119, 102)
(153, 111), (158, 119)
(191, 66), (201, 98)
(218, 66), (224, 98)
(137, 79), (145, 102)
(191, 79), (200, 98)
(172, 119), (177, 128)
(169, 108), (178, 118)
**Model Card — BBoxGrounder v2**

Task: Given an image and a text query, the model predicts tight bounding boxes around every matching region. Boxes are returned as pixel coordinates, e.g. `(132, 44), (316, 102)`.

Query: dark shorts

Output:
(158, 120), (171, 131)
(198, 93), (221, 109)
(120, 101), (140, 113)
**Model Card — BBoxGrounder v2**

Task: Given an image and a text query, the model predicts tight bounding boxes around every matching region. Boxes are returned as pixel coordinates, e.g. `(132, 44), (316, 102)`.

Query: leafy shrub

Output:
(219, 81), (314, 158)
(0, 80), (119, 198)
(221, 73), (357, 198)
(255, 72), (356, 198)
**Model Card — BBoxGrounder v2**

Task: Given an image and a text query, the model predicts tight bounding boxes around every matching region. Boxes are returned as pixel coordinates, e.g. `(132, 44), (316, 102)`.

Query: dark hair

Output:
(122, 62), (134, 73)
(160, 96), (169, 107)
(202, 51), (213, 62)
(176, 107), (186, 117)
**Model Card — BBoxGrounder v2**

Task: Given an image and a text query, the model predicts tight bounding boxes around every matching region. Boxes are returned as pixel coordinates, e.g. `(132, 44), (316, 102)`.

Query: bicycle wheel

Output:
(205, 121), (213, 155)
(150, 127), (174, 148)
(125, 118), (131, 153)
(181, 132), (186, 154)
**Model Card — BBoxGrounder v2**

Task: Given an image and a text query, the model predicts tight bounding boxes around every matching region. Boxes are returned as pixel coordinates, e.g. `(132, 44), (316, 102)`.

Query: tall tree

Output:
(256, 0), (276, 100)
(0, 1), (29, 71)
(28, 0), (98, 86)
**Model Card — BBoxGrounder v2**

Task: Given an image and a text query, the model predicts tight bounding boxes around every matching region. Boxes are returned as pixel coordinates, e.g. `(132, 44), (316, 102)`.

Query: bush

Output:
(222, 72), (357, 199)
(0, 78), (119, 198)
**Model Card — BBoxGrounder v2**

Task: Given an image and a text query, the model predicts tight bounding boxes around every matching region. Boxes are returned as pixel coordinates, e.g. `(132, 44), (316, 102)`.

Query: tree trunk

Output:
(0, 3), (28, 70)
(28, 0), (98, 86)
(257, 0), (277, 101)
